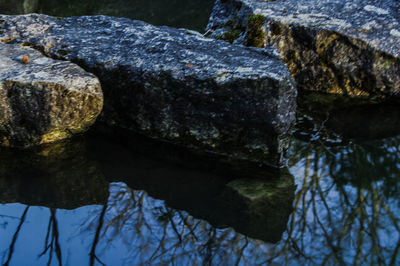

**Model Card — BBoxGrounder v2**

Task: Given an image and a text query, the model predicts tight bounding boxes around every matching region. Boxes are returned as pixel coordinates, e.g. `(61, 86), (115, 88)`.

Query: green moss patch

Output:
(245, 14), (266, 47)
(217, 17), (246, 44)
(222, 29), (242, 43)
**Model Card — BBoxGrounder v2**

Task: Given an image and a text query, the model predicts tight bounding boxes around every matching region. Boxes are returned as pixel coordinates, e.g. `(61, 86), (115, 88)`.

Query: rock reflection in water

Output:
(0, 123), (399, 264)
(0, 0), (214, 32)
(297, 92), (400, 143)
(87, 129), (295, 243)
(0, 138), (108, 209)
(85, 182), (293, 265)
(0, 133), (294, 265)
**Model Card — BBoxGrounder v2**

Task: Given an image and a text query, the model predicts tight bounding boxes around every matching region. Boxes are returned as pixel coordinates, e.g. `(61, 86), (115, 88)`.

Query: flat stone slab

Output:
(207, 0), (400, 99)
(0, 14), (296, 166)
(0, 42), (103, 147)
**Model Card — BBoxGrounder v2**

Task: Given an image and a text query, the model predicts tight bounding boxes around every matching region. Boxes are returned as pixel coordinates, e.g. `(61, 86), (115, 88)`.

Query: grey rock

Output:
(222, 171), (295, 242)
(0, 42), (103, 147)
(207, 0), (400, 100)
(0, 14), (296, 166)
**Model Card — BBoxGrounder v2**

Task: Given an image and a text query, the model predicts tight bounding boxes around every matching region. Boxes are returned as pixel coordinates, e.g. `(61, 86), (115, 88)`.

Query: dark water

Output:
(1, 95), (400, 265)
(1, 1), (400, 265)
(0, 0), (214, 32)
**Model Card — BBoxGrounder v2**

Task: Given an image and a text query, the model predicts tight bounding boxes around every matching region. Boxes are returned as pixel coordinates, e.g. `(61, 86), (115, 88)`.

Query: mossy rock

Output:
(245, 14), (266, 47)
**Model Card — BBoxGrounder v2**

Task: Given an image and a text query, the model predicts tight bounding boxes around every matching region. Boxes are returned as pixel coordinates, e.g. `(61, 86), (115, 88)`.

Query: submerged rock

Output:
(221, 172), (295, 242)
(0, 14), (296, 166)
(0, 43), (103, 147)
(207, 0), (400, 100)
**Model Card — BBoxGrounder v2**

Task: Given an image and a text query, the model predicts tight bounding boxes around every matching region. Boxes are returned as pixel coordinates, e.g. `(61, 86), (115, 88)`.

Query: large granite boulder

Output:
(0, 43), (103, 147)
(207, 0), (400, 100)
(0, 14), (296, 166)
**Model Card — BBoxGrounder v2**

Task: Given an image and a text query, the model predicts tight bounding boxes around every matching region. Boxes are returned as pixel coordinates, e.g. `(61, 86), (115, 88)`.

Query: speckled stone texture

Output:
(0, 14), (296, 166)
(207, 0), (400, 100)
(0, 43), (103, 147)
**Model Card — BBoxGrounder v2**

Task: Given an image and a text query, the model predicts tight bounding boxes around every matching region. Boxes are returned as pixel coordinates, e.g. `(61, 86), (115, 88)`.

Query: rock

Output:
(0, 42), (103, 147)
(207, 0), (400, 100)
(91, 123), (288, 179)
(221, 172), (295, 242)
(0, 14), (296, 166)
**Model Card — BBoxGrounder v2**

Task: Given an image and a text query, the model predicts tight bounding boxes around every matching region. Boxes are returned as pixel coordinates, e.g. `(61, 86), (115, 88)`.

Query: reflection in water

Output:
(0, 132), (294, 265)
(0, 98), (400, 264)
(0, 183), (287, 265)
(86, 183), (288, 265)
(0, 139), (108, 209)
(296, 92), (400, 143)
(0, 0), (214, 32)
(282, 136), (400, 265)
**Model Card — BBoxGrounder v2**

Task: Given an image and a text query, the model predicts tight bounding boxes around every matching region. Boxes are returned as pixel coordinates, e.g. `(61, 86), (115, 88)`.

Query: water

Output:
(0, 0), (215, 32)
(1, 1), (400, 265)
(0, 100), (399, 265)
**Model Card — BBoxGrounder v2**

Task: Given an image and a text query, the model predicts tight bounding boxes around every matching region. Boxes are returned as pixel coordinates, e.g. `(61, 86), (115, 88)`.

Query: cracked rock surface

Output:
(207, 0), (400, 100)
(0, 42), (103, 147)
(0, 14), (296, 166)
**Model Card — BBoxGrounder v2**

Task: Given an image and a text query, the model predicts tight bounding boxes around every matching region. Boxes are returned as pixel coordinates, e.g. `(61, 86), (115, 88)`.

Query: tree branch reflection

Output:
(278, 135), (400, 265)
(2, 206), (29, 266)
(38, 209), (62, 266)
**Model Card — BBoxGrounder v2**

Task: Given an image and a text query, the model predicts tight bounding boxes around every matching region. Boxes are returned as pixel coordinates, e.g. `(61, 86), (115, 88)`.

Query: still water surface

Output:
(1, 1), (400, 265)
(0, 0), (214, 32)
(1, 101), (399, 265)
